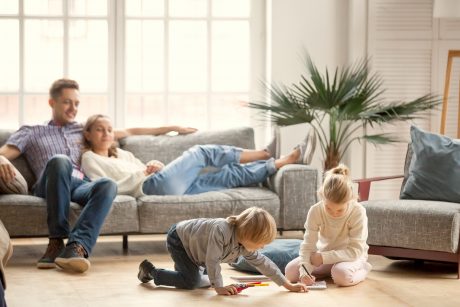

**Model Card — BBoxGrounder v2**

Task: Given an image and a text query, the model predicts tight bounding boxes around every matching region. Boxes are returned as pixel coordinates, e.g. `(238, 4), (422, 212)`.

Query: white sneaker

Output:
(264, 127), (281, 159)
(294, 128), (316, 164)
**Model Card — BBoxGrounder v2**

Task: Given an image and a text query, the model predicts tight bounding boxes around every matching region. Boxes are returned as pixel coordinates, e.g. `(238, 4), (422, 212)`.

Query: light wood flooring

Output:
(4, 233), (460, 307)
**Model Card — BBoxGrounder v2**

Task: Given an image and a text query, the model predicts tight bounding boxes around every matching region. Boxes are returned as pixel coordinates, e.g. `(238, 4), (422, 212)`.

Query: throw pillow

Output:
(229, 239), (302, 274)
(0, 163), (28, 195)
(400, 125), (460, 203)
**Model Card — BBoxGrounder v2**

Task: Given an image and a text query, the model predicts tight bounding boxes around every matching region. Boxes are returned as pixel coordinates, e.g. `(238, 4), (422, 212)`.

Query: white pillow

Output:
(0, 164), (28, 194)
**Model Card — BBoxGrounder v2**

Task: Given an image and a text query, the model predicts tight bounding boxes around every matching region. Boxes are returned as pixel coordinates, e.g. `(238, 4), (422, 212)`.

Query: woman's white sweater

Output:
(81, 149), (147, 197)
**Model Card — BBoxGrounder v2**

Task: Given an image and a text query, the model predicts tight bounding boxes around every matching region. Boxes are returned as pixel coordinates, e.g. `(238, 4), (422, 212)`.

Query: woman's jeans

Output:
(142, 145), (276, 195)
(33, 155), (117, 254)
(152, 225), (203, 290)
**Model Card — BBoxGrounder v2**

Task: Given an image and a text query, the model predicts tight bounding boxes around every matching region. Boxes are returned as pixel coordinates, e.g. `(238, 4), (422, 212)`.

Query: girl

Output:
(80, 114), (311, 197)
(137, 207), (308, 295)
(285, 164), (372, 287)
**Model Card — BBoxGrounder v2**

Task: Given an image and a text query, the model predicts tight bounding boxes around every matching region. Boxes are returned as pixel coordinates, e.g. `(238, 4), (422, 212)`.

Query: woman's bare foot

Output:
(274, 148), (300, 169)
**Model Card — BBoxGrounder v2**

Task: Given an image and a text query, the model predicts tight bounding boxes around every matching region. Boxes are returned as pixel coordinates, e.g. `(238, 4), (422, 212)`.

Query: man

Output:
(0, 79), (196, 273)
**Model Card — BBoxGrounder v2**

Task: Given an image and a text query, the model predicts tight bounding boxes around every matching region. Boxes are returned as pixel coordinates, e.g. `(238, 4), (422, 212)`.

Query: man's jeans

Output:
(153, 225), (203, 289)
(142, 145), (277, 195)
(34, 155), (117, 254)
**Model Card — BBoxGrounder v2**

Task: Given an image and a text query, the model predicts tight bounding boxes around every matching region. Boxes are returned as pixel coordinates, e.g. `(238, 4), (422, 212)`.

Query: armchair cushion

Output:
(400, 126), (460, 203)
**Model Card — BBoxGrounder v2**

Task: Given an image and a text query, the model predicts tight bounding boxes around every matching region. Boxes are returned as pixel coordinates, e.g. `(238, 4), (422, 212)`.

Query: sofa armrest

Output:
(268, 164), (321, 230)
(353, 175), (404, 201)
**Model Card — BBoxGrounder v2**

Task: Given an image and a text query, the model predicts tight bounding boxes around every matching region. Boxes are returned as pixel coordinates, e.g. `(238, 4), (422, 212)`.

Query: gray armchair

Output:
(355, 144), (460, 279)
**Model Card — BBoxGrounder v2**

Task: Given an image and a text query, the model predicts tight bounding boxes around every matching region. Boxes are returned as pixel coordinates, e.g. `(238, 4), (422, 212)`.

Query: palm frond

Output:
(361, 133), (401, 144)
(249, 83), (315, 126)
(248, 51), (440, 170)
(361, 94), (441, 126)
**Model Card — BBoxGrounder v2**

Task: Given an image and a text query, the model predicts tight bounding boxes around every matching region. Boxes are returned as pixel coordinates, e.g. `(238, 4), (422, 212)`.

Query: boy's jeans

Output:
(152, 225), (203, 289)
(142, 145), (276, 195)
(34, 155), (117, 254)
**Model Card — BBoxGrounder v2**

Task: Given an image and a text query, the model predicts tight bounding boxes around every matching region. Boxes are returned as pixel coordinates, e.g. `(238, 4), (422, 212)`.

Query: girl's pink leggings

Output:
(285, 256), (372, 286)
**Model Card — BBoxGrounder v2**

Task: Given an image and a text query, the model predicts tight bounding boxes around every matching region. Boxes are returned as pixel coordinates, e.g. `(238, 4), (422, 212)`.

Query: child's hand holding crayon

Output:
(215, 282), (270, 295)
(215, 285), (239, 295)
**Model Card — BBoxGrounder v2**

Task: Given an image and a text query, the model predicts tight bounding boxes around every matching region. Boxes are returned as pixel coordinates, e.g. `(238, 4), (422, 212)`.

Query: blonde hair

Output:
(319, 164), (354, 204)
(227, 207), (277, 245)
(82, 114), (118, 158)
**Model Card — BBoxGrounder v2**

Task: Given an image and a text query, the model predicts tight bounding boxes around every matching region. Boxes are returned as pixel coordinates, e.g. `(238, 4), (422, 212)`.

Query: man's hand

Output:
(283, 281), (308, 293)
(300, 274), (316, 286)
(310, 252), (323, 267)
(215, 285), (239, 296)
(0, 155), (16, 183)
(144, 160), (165, 175)
(175, 126), (197, 135)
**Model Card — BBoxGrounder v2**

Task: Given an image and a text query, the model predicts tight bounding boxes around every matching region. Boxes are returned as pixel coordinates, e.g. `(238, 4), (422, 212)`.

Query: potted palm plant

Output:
(249, 54), (440, 170)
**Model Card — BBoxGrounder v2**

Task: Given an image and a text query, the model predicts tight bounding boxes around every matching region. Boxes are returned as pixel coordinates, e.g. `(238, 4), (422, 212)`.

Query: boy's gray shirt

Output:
(176, 218), (287, 288)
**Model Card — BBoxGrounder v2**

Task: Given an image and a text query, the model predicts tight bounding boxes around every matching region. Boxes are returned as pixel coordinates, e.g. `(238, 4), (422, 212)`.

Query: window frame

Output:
(0, 0), (266, 132)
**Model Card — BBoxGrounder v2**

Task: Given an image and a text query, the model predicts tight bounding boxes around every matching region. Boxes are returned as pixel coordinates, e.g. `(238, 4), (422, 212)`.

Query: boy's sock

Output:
(138, 259), (156, 283)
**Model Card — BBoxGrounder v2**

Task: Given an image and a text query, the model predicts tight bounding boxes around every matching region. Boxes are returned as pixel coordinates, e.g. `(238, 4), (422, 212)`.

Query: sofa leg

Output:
(122, 234), (128, 250)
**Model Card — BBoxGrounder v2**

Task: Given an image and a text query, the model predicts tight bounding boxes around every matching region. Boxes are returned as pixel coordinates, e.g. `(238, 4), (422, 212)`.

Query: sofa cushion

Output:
(0, 194), (139, 237)
(230, 239), (302, 274)
(0, 130), (36, 189)
(70, 195), (139, 234)
(400, 126), (460, 203)
(137, 187), (280, 233)
(119, 127), (255, 165)
(362, 199), (460, 253)
(0, 163), (28, 195)
(0, 194), (48, 236)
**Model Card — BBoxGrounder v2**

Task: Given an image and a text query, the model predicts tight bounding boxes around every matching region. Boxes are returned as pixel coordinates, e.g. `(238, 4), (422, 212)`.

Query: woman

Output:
(81, 114), (311, 197)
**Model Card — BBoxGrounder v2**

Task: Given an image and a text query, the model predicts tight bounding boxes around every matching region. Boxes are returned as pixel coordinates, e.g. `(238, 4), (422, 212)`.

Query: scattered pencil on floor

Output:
(234, 282), (270, 292)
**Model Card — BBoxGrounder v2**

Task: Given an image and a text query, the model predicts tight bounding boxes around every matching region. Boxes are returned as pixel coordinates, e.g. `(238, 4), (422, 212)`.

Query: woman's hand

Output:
(215, 285), (239, 296)
(283, 281), (308, 293)
(310, 252), (323, 267)
(175, 126), (198, 135)
(144, 160), (164, 175)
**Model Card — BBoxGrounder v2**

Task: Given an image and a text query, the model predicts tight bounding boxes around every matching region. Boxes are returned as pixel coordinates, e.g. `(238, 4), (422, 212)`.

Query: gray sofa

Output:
(0, 127), (320, 247)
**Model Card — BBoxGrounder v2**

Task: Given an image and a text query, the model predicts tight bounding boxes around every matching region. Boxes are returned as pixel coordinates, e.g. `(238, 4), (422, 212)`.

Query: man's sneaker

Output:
(37, 238), (64, 269)
(55, 242), (91, 273)
(138, 259), (156, 283)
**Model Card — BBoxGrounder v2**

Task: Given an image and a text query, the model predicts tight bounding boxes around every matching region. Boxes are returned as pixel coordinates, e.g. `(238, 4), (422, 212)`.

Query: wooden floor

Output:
(4, 233), (460, 307)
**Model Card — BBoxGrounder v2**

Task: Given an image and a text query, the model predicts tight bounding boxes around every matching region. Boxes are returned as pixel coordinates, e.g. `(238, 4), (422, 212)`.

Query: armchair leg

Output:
(122, 234), (128, 250)
(458, 252), (460, 279)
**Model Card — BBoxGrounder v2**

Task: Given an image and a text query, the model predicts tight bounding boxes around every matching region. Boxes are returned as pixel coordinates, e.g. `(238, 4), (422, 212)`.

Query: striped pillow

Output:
(0, 164), (28, 194)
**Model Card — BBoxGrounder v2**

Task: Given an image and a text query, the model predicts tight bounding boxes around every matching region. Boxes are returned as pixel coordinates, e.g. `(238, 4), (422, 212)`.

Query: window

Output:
(0, 0), (109, 128)
(0, 0), (264, 131)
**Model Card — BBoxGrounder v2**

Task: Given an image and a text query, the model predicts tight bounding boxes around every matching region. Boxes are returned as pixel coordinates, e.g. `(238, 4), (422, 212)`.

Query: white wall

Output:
(266, 0), (352, 171)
